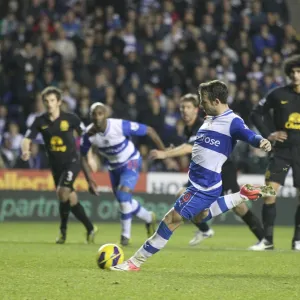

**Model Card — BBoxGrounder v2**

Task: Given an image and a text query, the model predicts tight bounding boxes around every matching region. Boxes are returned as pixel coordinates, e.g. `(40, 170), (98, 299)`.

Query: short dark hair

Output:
(198, 80), (228, 104)
(180, 93), (199, 107)
(284, 55), (300, 76)
(41, 86), (62, 102)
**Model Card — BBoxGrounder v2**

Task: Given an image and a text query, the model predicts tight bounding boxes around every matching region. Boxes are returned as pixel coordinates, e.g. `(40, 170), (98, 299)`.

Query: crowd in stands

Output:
(0, 0), (298, 173)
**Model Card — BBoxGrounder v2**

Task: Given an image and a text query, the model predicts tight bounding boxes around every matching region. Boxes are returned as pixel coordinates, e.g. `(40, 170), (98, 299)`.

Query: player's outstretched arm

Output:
(146, 126), (165, 150)
(122, 120), (165, 151)
(80, 133), (99, 196)
(230, 117), (272, 152)
(21, 117), (41, 161)
(21, 137), (31, 161)
(150, 143), (193, 160)
(80, 155), (99, 196)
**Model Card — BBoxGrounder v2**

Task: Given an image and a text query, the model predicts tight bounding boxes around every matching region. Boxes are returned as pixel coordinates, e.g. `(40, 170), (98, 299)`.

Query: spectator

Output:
(138, 96), (165, 147)
(3, 122), (23, 154)
(54, 29), (77, 62)
(247, 62), (264, 81)
(253, 25), (277, 57)
(248, 0), (267, 33)
(126, 92), (138, 121)
(0, 0), (294, 173)
(62, 10), (81, 38)
(1, 12), (18, 36)
(26, 94), (44, 128)
(59, 67), (80, 99)
(43, 39), (62, 77)
(1, 138), (16, 168)
(16, 71), (38, 117)
(90, 73), (107, 102)
(0, 105), (8, 139)
(37, 68), (58, 90)
(164, 99), (180, 138)
(76, 97), (90, 125)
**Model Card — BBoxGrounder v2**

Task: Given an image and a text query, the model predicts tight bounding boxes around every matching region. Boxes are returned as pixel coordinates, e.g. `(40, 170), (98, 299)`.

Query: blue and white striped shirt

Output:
(189, 109), (262, 191)
(80, 119), (147, 170)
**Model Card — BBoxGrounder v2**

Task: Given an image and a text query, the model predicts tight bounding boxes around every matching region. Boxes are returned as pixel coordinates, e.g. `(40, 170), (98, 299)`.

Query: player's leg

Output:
(52, 169), (71, 244)
(196, 184), (276, 224)
(232, 203), (264, 242)
(181, 183), (214, 246)
(111, 185), (222, 271)
(292, 190), (300, 250)
(219, 159), (264, 242)
(108, 168), (132, 244)
(57, 163), (95, 243)
(68, 191), (97, 243)
(291, 148), (300, 250)
(247, 181), (280, 250)
(128, 158), (155, 236)
(116, 158), (155, 245)
(249, 152), (289, 250)
(110, 166), (136, 245)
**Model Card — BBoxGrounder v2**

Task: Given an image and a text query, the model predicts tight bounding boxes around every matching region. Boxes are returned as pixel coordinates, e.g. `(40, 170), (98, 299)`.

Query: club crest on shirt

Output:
(60, 120), (69, 131)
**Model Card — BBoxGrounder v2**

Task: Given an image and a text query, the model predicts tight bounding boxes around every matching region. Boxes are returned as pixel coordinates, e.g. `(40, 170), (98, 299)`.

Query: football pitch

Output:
(1, 223), (299, 300)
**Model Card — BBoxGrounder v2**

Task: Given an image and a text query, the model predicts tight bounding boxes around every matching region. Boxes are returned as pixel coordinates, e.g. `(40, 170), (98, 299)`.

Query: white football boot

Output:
(189, 229), (215, 246)
(292, 241), (300, 251)
(110, 260), (140, 271)
(248, 238), (274, 251)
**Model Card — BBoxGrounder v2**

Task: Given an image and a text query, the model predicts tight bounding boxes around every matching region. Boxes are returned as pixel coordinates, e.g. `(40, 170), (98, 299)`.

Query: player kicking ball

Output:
(80, 103), (165, 246)
(150, 93), (265, 247)
(21, 87), (97, 244)
(110, 80), (276, 271)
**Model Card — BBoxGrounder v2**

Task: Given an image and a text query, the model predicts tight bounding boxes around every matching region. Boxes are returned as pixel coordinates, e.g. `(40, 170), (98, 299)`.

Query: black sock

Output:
(262, 203), (276, 244)
(194, 222), (210, 232)
(71, 203), (94, 232)
(293, 205), (300, 242)
(59, 201), (71, 233)
(241, 210), (264, 241)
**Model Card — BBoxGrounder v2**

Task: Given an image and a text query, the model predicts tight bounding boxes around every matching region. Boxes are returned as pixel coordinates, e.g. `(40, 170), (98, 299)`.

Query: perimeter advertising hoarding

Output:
(0, 191), (297, 225)
(0, 170), (146, 192)
(146, 173), (297, 198)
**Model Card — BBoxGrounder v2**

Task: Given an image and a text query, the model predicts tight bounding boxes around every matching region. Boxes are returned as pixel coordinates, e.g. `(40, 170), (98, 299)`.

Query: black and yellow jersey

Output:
(25, 112), (85, 165)
(251, 85), (300, 147)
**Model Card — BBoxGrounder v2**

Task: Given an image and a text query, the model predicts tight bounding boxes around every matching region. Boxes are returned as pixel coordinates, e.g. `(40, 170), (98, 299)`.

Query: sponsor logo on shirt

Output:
(285, 113), (300, 130)
(197, 133), (220, 147)
(103, 142), (127, 154)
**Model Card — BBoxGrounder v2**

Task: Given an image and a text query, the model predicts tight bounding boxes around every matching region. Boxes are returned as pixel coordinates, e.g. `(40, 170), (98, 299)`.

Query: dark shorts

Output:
(182, 160), (239, 194)
(221, 159), (240, 194)
(265, 147), (300, 187)
(52, 161), (81, 190)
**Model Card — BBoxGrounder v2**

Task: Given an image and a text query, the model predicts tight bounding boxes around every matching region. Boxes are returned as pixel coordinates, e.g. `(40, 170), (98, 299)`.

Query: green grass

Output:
(0, 223), (299, 300)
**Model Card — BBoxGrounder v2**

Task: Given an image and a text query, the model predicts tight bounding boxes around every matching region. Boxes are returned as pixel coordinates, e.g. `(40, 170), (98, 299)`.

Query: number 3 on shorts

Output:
(66, 171), (73, 181)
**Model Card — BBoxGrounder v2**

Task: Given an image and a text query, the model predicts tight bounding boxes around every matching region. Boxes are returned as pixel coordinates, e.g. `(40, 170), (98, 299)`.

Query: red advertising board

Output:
(0, 170), (147, 192)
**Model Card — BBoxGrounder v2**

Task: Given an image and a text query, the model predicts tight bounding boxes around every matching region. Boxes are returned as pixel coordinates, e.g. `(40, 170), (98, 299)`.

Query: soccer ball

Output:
(96, 243), (124, 270)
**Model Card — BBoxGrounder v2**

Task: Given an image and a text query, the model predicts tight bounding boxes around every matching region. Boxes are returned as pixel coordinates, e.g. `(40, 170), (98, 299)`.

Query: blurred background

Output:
(0, 0), (299, 175)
